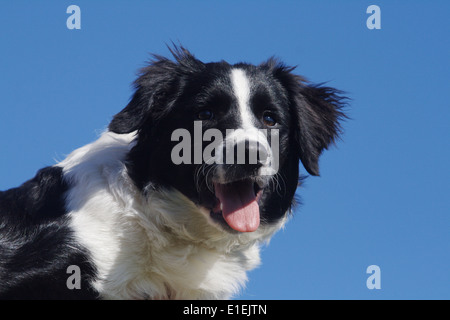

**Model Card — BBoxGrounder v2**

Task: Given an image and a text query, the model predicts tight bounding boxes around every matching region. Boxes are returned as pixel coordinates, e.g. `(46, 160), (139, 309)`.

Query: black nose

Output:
(225, 139), (268, 169)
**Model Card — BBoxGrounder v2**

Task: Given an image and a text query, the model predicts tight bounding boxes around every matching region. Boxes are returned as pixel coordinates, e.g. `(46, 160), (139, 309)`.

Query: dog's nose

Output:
(228, 139), (268, 169)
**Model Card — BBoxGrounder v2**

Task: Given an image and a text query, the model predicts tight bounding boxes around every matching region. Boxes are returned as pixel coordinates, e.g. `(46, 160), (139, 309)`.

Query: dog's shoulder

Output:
(0, 166), (98, 299)
(0, 166), (68, 223)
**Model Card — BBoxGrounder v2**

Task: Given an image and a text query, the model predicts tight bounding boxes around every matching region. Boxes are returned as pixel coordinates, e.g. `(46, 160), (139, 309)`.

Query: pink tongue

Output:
(214, 181), (260, 232)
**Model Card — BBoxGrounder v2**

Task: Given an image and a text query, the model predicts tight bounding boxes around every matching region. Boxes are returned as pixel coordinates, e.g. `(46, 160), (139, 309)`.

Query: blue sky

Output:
(0, 1), (448, 299)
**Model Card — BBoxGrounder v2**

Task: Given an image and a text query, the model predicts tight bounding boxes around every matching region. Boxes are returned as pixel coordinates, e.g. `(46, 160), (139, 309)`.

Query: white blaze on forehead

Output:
(210, 68), (276, 182)
(230, 68), (254, 129)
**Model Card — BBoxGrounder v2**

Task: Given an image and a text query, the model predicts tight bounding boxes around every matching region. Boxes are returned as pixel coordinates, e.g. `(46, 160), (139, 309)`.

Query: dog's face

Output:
(109, 47), (345, 233)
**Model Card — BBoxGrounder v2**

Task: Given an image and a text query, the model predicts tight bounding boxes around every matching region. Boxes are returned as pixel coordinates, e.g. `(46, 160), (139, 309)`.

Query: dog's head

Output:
(109, 46), (346, 233)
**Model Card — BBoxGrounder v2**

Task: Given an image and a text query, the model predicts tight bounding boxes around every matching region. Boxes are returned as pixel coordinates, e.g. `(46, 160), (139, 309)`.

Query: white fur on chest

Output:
(57, 131), (284, 299)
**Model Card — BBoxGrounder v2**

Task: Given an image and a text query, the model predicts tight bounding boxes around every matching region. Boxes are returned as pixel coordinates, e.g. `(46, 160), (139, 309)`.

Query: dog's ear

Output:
(109, 46), (205, 134)
(293, 83), (347, 175)
(266, 59), (347, 176)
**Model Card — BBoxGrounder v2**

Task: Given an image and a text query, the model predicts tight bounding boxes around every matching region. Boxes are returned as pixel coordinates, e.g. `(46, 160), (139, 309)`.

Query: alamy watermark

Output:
(66, 5), (81, 30)
(366, 5), (381, 30)
(66, 265), (81, 290)
(366, 265), (381, 290)
(170, 121), (280, 175)
(66, 5), (381, 31)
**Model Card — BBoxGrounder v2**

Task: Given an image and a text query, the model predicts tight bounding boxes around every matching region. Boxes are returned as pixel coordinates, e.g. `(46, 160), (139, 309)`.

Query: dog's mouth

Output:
(210, 179), (263, 233)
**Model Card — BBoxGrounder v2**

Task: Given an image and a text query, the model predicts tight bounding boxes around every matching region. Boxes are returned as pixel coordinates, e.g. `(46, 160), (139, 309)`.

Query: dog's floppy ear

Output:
(109, 46), (205, 134)
(293, 83), (347, 175)
(267, 59), (347, 176)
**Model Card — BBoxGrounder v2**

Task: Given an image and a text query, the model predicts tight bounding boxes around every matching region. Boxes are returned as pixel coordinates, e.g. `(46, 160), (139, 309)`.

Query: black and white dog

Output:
(0, 47), (346, 299)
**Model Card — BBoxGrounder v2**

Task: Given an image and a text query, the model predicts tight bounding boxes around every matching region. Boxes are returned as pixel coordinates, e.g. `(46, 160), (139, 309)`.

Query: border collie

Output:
(0, 46), (346, 299)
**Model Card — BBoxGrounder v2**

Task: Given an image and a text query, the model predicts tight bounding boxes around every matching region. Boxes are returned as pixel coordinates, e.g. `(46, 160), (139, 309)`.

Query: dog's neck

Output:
(58, 131), (284, 299)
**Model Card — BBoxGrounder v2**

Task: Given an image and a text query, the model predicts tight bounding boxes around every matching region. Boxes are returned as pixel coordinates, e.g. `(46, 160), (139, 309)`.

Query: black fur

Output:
(0, 167), (97, 299)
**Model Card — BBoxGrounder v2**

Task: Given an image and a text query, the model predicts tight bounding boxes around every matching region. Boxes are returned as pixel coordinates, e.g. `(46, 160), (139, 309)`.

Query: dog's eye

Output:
(197, 110), (213, 121)
(262, 112), (277, 127)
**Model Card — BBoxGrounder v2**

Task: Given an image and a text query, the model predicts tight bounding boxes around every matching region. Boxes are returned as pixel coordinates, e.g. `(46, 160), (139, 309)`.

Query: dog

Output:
(0, 46), (346, 299)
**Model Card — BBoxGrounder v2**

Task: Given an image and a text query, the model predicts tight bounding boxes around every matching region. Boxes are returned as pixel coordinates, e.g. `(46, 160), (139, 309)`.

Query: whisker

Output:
(275, 172), (287, 197)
